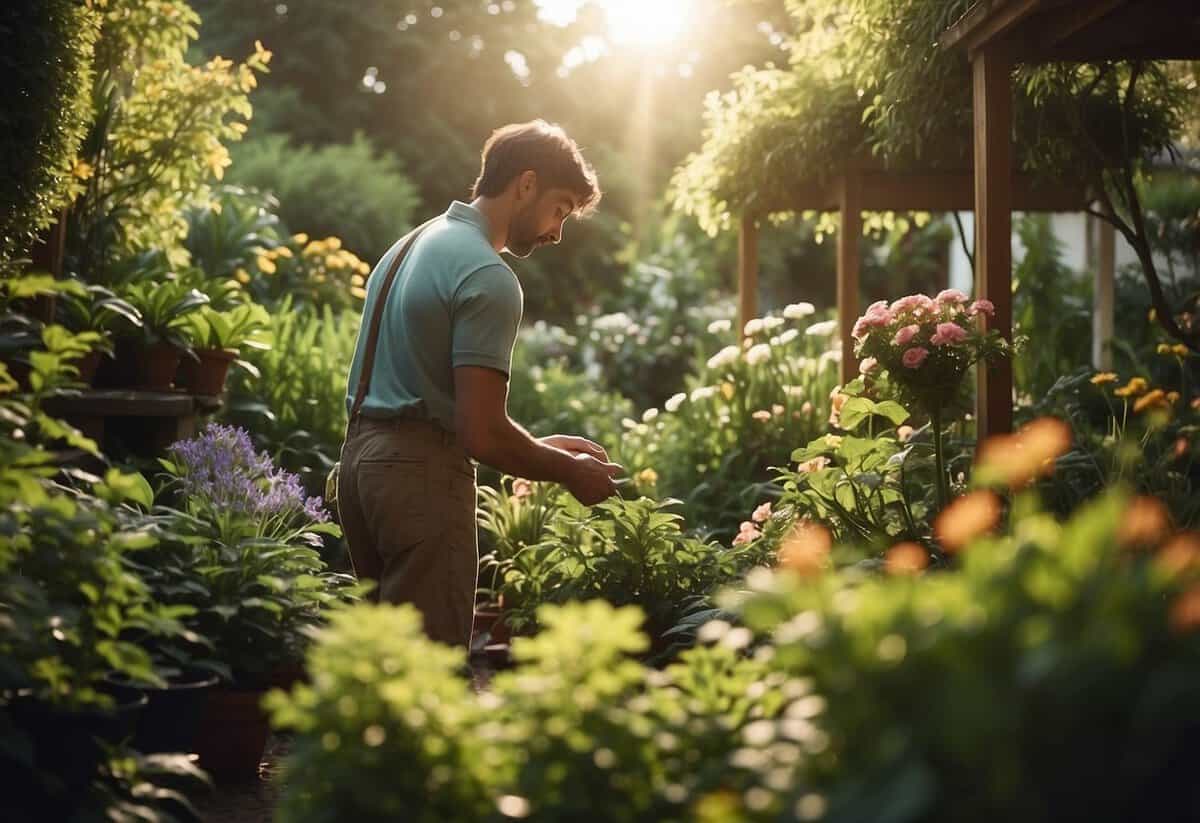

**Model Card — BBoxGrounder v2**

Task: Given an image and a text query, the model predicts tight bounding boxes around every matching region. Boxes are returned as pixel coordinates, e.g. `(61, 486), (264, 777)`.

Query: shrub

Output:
(227, 132), (420, 261)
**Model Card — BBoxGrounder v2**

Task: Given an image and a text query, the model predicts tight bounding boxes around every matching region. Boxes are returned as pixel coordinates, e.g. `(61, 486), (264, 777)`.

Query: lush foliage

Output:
(227, 132), (420, 262)
(0, 0), (99, 269)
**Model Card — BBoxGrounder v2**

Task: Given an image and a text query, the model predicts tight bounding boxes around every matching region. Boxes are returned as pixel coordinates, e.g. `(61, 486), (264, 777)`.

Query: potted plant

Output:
(140, 423), (358, 777)
(178, 302), (271, 396)
(115, 281), (209, 390)
(56, 282), (143, 386)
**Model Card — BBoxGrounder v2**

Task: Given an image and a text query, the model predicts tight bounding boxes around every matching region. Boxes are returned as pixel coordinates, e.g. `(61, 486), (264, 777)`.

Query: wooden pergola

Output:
(737, 0), (1199, 439)
(939, 0), (1200, 436)
(736, 164), (1094, 436)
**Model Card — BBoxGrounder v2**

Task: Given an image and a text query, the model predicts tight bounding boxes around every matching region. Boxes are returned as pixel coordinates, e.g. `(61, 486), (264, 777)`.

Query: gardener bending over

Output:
(337, 120), (623, 648)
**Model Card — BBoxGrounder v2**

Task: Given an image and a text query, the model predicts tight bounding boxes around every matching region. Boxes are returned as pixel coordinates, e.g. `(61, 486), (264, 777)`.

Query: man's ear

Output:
(516, 170), (538, 202)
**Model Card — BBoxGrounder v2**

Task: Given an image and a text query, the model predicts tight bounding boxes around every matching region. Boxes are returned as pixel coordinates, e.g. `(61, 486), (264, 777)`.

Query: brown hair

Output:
(471, 120), (601, 216)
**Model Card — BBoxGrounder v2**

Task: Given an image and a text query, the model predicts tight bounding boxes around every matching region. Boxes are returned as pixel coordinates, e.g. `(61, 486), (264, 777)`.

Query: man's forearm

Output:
(467, 416), (576, 482)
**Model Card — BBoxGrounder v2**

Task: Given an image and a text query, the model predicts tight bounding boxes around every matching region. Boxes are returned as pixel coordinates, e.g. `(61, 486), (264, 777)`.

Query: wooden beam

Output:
(940, 0), (1045, 56)
(1093, 218), (1115, 370)
(837, 174), (862, 385)
(854, 172), (1084, 212)
(972, 46), (1014, 439)
(737, 213), (759, 340)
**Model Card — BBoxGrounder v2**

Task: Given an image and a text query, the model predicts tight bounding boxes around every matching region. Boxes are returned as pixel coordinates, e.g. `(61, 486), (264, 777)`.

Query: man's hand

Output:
(564, 452), (624, 506)
(540, 434), (610, 462)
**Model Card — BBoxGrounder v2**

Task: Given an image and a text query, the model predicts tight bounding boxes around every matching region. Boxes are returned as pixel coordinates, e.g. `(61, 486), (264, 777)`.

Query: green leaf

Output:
(873, 401), (910, 426)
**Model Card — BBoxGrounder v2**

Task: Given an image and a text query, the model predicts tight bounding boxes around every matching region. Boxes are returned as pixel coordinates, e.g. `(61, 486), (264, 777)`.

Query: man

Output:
(336, 120), (623, 648)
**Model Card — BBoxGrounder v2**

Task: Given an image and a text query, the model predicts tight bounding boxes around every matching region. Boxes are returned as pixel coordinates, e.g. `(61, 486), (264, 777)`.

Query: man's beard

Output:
(506, 204), (542, 258)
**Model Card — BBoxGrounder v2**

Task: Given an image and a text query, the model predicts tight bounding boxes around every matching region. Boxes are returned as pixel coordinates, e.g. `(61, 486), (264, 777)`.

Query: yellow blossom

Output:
(72, 160), (94, 180)
(234, 268), (251, 284)
(350, 274), (365, 287)
(1157, 343), (1172, 355)
(1089, 372), (1118, 385)
(325, 237), (342, 251)
(325, 254), (342, 270)
(1149, 308), (1158, 323)
(274, 245), (293, 259)
(720, 382), (734, 401)
(350, 287), (367, 300)
(1172, 344), (1190, 356)
(1167, 391), (1180, 405)
(1133, 389), (1167, 414)
(292, 233), (309, 245)
(636, 468), (658, 486)
(304, 240), (326, 256)
(256, 255), (276, 274)
(1114, 377), (1149, 398)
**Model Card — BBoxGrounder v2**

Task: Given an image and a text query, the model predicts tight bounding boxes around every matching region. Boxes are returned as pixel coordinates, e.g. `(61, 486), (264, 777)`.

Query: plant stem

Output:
(931, 405), (949, 511)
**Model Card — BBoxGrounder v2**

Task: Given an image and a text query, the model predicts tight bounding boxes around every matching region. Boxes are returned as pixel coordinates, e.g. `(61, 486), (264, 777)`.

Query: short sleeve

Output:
(451, 264), (524, 376)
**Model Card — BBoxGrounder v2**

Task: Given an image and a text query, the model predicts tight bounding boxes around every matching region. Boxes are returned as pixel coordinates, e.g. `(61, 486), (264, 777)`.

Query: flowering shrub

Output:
(237, 232), (372, 312)
(162, 422), (332, 545)
(617, 306), (840, 536)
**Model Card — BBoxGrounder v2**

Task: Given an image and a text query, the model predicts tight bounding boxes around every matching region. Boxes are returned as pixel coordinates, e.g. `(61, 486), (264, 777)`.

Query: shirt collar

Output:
(445, 200), (491, 238)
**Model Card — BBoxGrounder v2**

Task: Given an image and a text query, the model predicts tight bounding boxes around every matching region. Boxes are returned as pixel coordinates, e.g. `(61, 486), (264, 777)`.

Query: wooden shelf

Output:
(42, 388), (225, 459)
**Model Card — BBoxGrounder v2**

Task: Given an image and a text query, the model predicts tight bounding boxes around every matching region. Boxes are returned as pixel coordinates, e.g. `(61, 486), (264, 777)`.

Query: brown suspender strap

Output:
(349, 217), (439, 421)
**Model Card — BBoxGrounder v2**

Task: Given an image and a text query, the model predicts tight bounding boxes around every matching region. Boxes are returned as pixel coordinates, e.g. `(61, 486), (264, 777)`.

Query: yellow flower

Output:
(292, 233), (309, 245)
(1172, 344), (1190, 357)
(325, 237), (342, 251)
(350, 287), (367, 300)
(304, 240), (326, 256)
(636, 468), (658, 486)
(350, 274), (365, 287)
(1134, 389), (1167, 414)
(1158, 343), (1173, 355)
(274, 245), (293, 259)
(357, 261), (371, 275)
(72, 160), (94, 180)
(325, 254), (342, 270)
(234, 267), (251, 284)
(823, 434), (843, 448)
(256, 255), (276, 274)
(1114, 377), (1149, 398)
(1149, 308), (1158, 323)
(720, 382), (734, 401)
(1090, 372), (1118, 385)
(1167, 391), (1181, 405)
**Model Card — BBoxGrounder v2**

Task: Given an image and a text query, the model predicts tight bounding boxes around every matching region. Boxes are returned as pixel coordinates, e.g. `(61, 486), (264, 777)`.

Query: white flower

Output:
(805, 320), (837, 337)
(690, 385), (718, 402)
(784, 302), (815, 319)
(593, 312), (632, 331)
(642, 407), (659, 423)
(621, 417), (638, 429)
(743, 318), (766, 336)
(818, 349), (843, 369)
(706, 345), (740, 370)
(707, 319), (732, 334)
(783, 385), (806, 398)
(762, 316), (785, 330)
(664, 392), (687, 412)
(777, 328), (799, 345)
(744, 342), (772, 365)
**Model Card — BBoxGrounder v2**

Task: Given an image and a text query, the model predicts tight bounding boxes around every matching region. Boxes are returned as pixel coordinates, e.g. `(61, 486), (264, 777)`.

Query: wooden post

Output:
(29, 208), (68, 278)
(837, 174), (862, 384)
(1092, 218), (1115, 370)
(737, 213), (759, 340)
(972, 46), (1014, 439)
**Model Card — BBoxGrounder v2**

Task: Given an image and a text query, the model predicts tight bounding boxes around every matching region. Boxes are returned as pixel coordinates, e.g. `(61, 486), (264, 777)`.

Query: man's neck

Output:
(469, 196), (510, 253)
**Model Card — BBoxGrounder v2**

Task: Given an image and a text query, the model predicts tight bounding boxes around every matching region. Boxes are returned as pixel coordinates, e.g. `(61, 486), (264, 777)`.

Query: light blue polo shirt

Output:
(344, 201), (524, 431)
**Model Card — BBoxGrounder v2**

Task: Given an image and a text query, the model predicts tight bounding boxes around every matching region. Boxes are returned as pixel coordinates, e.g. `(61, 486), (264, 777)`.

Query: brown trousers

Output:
(336, 416), (478, 648)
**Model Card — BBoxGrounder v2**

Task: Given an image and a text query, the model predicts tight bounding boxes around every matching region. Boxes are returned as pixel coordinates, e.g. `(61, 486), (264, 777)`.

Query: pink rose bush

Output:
(852, 290), (1009, 415)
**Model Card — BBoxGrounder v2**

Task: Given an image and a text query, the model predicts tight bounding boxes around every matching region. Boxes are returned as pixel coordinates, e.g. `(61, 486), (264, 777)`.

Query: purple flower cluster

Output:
(169, 423), (330, 525)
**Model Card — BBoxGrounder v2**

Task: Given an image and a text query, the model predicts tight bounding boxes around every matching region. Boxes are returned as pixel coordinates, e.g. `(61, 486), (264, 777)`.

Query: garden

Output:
(2, 0), (1200, 821)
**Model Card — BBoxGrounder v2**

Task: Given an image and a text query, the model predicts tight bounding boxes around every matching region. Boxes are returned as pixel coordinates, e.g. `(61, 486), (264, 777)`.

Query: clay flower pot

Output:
(178, 348), (237, 396)
(137, 341), (182, 390)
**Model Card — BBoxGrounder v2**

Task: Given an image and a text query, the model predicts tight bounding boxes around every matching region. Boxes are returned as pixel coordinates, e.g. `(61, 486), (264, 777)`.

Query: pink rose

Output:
(859, 356), (878, 375)
(902, 347), (929, 368)
(936, 289), (969, 305)
(889, 294), (935, 316)
(931, 322), (967, 346)
(892, 324), (920, 346)
(969, 299), (995, 317)
(797, 456), (831, 474)
(853, 301), (894, 339)
(512, 478), (533, 500)
(752, 502), (773, 524)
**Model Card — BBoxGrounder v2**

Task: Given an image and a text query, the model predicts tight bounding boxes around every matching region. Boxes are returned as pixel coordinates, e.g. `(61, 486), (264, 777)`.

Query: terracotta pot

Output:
(474, 605), (512, 645)
(192, 686), (271, 779)
(177, 347), (236, 396)
(137, 341), (182, 390)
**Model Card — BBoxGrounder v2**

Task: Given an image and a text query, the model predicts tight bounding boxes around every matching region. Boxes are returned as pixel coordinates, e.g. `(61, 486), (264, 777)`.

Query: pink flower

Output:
(752, 502), (773, 524)
(892, 324), (920, 346)
(732, 520), (762, 545)
(853, 300), (894, 340)
(969, 299), (995, 317)
(931, 322), (967, 346)
(752, 409), (772, 422)
(897, 424), (915, 442)
(902, 347), (929, 368)
(797, 456), (831, 474)
(889, 294), (935, 316)
(936, 289), (969, 305)
(859, 356), (878, 375)
(512, 478), (533, 500)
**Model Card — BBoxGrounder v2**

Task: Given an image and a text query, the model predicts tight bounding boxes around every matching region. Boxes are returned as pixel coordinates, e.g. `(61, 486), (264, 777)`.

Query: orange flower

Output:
(778, 520), (832, 576)
(1089, 372), (1118, 385)
(1156, 532), (1200, 578)
(1170, 585), (1200, 633)
(1133, 389), (1168, 414)
(1174, 437), (1190, 460)
(885, 542), (929, 575)
(974, 417), (1072, 489)
(934, 490), (1002, 553)
(1114, 377), (1149, 398)
(1117, 496), (1171, 548)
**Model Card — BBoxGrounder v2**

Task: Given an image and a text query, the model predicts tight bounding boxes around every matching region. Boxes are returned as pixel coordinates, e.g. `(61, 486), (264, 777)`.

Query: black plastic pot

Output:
(5, 687), (148, 816)
(118, 670), (220, 754)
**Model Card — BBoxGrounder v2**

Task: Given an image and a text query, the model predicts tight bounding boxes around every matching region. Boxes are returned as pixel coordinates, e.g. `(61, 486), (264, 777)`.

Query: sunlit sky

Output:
(537, 0), (695, 47)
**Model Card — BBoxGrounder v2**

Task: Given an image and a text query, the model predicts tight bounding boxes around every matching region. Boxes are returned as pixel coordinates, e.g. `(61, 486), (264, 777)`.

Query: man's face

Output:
(506, 187), (578, 259)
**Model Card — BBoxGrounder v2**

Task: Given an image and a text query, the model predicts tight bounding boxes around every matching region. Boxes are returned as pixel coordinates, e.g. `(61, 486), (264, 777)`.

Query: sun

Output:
(537, 0), (694, 47)
(602, 0), (692, 46)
